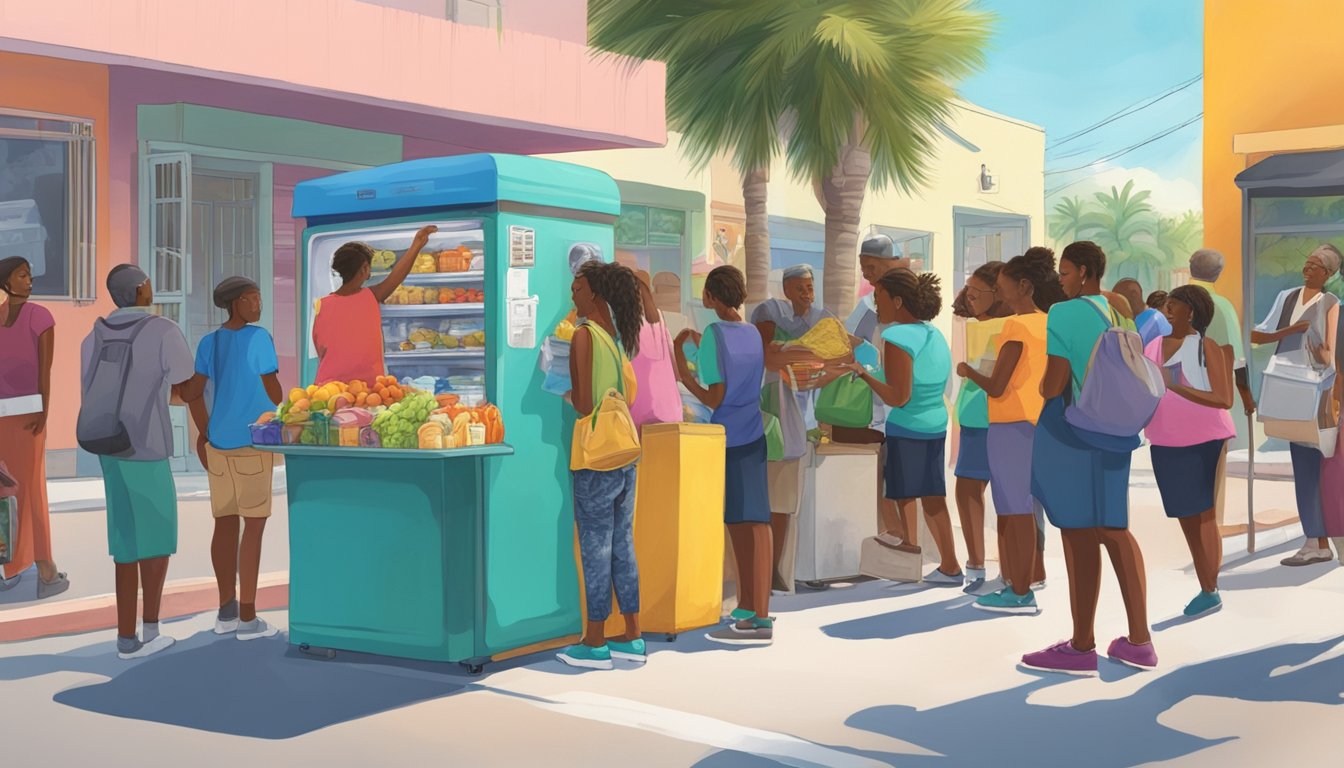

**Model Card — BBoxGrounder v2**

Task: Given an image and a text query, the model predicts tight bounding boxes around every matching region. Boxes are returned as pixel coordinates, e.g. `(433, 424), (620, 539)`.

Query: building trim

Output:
(1232, 124), (1344, 155)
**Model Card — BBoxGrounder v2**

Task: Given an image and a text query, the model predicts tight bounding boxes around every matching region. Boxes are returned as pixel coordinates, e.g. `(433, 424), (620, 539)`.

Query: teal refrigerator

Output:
(283, 154), (617, 671)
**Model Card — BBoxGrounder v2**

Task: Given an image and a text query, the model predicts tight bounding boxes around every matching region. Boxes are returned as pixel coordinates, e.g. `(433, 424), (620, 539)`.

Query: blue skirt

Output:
(955, 426), (991, 481)
(725, 436), (771, 525)
(885, 433), (947, 499)
(1151, 439), (1225, 518)
(1031, 397), (1132, 529)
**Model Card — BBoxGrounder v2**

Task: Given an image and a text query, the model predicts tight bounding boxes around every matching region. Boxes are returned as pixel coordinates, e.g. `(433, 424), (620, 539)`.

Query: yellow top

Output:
(988, 312), (1048, 425)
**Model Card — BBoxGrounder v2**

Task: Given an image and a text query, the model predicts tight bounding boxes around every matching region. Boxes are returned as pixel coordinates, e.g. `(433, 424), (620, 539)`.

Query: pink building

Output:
(0, 0), (665, 474)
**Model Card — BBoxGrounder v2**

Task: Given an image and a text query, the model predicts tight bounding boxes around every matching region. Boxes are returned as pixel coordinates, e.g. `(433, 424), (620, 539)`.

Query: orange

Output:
(366, 393), (382, 407)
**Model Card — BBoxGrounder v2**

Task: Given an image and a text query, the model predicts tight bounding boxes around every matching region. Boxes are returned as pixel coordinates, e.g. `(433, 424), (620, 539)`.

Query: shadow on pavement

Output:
(845, 637), (1344, 767)
(820, 594), (1009, 642)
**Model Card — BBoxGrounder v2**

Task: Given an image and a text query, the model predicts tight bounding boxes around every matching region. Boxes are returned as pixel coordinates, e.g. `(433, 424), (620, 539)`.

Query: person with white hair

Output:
(1187, 248), (1257, 532)
(751, 263), (836, 592)
(1251, 243), (1342, 566)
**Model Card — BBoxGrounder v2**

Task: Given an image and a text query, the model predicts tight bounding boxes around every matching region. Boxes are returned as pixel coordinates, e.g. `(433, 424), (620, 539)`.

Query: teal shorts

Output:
(100, 456), (178, 564)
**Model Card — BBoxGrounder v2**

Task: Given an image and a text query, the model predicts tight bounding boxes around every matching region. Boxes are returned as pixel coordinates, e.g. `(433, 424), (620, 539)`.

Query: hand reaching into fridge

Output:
(372, 225), (439, 304)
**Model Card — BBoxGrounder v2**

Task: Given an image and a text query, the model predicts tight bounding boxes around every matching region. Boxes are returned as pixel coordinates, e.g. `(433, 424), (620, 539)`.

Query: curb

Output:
(0, 572), (289, 643)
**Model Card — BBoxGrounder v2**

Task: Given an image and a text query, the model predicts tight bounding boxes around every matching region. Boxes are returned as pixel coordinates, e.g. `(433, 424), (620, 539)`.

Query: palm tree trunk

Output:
(742, 165), (772, 306)
(818, 118), (872, 315)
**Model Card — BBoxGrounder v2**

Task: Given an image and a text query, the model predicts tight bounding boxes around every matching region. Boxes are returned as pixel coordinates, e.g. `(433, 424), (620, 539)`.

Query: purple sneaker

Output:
(1020, 640), (1099, 677)
(1106, 637), (1158, 671)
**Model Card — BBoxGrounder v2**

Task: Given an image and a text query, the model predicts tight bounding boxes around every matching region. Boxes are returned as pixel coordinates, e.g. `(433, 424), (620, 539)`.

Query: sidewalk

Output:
(0, 470), (291, 641)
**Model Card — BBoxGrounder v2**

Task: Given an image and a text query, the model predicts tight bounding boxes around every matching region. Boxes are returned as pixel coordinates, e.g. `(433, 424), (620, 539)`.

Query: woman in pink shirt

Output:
(629, 273), (681, 428)
(0, 257), (68, 597)
(1144, 284), (1234, 619)
(312, 225), (437, 386)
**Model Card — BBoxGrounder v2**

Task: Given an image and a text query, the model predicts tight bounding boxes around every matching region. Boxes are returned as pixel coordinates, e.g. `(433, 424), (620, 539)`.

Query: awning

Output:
(1235, 148), (1344, 196)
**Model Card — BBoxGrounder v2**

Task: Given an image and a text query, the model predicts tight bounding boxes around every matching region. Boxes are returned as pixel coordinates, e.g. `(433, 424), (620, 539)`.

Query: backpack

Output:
(1064, 298), (1165, 439)
(77, 314), (153, 456)
(569, 324), (641, 471)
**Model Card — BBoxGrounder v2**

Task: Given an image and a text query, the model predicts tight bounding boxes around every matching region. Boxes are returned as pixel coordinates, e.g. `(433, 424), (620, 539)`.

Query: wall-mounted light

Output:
(979, 164), (998, 193)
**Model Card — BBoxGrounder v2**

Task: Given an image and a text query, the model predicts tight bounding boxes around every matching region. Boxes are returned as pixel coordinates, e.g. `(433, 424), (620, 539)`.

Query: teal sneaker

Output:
(972, 588), (1039, 615)
(1183, 590), (1222, 618)
(608, 638), (647, 663)
(729, 608), (755, 622)
(556, 644), (613, 670)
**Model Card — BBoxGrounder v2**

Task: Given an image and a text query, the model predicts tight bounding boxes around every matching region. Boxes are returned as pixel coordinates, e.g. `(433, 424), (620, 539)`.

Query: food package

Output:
(332, 408), (374, 447)
(412, 252), (437, 274)
(438, 287), (453, 304)
(783, 317), (852, 360)
(300, 412), (333, 446)
(408, 327), (439, 345)
(249, 421), (282, 446)
(418, 421), (446, 450)
(281, 423), (306, 445)
(358, 425), (382, 448)
(784, 361), (828, 391)
(451, 412), (472, 448)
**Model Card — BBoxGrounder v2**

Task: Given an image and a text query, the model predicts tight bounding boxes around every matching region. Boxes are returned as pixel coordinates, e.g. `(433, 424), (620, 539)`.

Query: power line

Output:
(1045, 112), (1202, 176)
(1046, 74), (1203, 151)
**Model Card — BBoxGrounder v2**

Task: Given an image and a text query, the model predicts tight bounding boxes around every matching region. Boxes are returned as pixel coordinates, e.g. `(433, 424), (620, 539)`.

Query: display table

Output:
(262, 444), (513, 673)
(795, 441), (880, 586)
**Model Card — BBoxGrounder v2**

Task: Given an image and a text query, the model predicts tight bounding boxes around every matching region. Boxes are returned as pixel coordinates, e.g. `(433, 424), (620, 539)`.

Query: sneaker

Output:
(214, 599), (240, 635)
(1183, 590), (1222, 618)
(36, 572), (69, 600)
(1020, 640), (1098, 676)
(962, 566), (987, 595)
(968, 576), (1007, 596)
(923, 567), (965, 587)
(1030, 579), (1047, 591)
(117, 634), (176, 660)
(1281, 544), (1334, 567)
(608, 638), (647, 663)
(556, 644), (613, 670)
(706, 620), (773, 646)
(1106, 637), (1158, 670)
(0, 573), (19, 592)
(973, 588), (1039, 615)
(237, 618), (279, 641)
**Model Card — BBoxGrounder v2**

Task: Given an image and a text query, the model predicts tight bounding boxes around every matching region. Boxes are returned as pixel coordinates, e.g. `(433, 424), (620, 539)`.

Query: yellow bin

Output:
(575, 422), (727, 641)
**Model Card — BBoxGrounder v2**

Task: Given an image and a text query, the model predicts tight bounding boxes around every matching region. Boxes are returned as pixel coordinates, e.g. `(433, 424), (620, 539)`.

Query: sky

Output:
(957, 0), (1204, 214)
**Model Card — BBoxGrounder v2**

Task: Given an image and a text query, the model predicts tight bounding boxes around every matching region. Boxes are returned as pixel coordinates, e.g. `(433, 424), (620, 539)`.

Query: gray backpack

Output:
(77, 314), (153, 456)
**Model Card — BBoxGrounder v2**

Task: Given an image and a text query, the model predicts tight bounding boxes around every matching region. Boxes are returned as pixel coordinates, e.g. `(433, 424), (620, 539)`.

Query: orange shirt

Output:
(313, 288), (385, 386)
(988, 312), (1048, 425)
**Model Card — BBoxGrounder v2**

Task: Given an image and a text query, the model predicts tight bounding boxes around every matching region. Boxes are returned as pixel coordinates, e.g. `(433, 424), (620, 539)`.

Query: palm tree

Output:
(1153, 210), (1203, 285)
(591, 0), (992, 315)
(772, 1), (993, 313)
(589, 0), (788, 305)
(1080, 180), (1161, 289)
(1048, 196), (1089, 248)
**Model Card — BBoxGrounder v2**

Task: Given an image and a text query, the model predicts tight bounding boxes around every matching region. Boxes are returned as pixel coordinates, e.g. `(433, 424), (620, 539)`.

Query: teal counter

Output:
(262, 443), (515, 673)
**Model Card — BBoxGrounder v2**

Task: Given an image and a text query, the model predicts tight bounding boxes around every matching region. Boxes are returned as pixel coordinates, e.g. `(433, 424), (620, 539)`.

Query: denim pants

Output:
(1290, 443), (1327, 538)
(573, 465), (639, 622)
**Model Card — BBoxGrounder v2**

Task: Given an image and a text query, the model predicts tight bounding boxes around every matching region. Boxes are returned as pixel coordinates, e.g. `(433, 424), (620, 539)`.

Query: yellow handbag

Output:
(570, 326), (642, 471)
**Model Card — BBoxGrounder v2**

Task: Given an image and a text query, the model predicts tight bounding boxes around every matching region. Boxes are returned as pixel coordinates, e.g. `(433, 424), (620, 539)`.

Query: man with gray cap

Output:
(184, 276), (283, 641)
(80, 264), (196, 659)
(750, 263), (836, 591)
(1188, 248), (1257, 532)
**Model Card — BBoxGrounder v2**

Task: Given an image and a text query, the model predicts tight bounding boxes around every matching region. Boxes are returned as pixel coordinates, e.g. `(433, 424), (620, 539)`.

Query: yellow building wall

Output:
(1204, 0), (1344, 316)
(543, 101), (1046, 344)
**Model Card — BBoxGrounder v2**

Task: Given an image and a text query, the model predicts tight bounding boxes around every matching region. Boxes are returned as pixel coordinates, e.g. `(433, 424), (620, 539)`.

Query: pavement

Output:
(2, 458), (1341, 765)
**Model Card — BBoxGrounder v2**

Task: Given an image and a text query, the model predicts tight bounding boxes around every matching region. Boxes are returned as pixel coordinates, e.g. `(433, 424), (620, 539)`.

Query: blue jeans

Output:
(1290, 443), (1327, 538)
(573, 465), (639, 622)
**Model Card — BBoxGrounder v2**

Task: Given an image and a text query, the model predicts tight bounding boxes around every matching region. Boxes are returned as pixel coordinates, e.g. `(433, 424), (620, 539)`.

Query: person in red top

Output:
(312, 225), (438, 385)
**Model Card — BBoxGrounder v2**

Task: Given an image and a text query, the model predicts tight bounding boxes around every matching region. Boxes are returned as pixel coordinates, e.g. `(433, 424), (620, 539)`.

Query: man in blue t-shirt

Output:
(185, 277), (284, 642)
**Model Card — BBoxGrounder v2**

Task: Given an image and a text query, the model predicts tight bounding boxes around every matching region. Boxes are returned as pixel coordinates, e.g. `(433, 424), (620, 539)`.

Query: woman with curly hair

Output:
(843, 268), (961, 585)
(1145, 285), (1234, 618)
(558, 260), (646, 670)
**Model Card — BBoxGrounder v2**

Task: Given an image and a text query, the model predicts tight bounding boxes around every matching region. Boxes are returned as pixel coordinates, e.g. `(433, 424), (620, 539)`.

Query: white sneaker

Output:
(214, 618), (239, 635)
(1030, 580), (1048, 591)
(118, 634), (176, 660)
(237, 618), (279, 641)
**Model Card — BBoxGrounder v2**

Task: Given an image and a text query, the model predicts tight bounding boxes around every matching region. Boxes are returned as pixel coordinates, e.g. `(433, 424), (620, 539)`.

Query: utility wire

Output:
(1046, 74), (1203, 151)
(1045, 112), (1202, 176)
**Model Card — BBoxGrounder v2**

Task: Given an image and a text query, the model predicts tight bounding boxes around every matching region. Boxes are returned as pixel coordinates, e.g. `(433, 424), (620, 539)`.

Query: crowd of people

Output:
(3, 231), (1343, 675)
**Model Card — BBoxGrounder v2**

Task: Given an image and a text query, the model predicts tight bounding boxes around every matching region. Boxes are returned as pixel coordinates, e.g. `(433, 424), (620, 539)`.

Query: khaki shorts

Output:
(205, 445), (275, 519)
(767, 459), (803, 517)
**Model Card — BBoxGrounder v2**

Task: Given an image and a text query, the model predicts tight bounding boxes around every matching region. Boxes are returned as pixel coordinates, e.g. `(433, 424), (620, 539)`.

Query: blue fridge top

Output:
(291, 153), (621, 221)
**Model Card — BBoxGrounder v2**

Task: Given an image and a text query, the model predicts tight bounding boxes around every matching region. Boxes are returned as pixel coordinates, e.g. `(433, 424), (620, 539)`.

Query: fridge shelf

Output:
(385, 349), (487, 361)
(372, 270), (485, 285)
(381, 303), (485, 316)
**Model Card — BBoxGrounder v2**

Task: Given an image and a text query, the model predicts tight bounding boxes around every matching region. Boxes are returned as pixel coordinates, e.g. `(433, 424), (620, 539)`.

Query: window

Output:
(451, 0), (501, 29)
(616, 205), (686, 248)
(0, 110), (96, 299)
